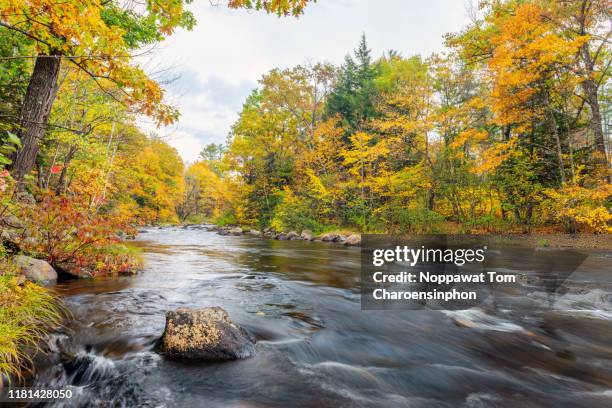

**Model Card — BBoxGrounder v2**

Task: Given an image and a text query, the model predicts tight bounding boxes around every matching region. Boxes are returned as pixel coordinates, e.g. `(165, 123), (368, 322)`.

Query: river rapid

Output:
(31, 227), (612, 407)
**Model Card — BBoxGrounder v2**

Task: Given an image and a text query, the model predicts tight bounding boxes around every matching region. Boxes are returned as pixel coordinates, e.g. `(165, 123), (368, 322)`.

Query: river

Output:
(31, 227), (612, 407)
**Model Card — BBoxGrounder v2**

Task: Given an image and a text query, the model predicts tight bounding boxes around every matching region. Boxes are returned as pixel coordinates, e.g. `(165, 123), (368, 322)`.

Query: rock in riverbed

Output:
(229, 227), (243, 236)
(286, 231), (299, 240)
(320, 233), (341, 242)
(300, 230), (314, 241)
(160, 307), (255, 361)
(13, 255), (57, 283)
(344, 234), (361, 246)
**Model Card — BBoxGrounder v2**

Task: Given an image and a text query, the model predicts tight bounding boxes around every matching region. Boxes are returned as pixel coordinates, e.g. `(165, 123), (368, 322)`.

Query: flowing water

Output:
(31, 227), (612, 407)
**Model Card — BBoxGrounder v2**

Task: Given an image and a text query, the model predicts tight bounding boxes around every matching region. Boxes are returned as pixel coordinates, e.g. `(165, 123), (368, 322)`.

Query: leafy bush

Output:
(543, 184), (612, 233)
(0, 262), (64, 383)
(16, 193), (141, 276)
(270, 188), (321, 232)
(214, 211), (238, 227)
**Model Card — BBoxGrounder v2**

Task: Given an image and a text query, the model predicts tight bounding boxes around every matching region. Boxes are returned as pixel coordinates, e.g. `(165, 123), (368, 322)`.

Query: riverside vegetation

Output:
(0, 0), (610, 384)
(0, 0), (312, 384)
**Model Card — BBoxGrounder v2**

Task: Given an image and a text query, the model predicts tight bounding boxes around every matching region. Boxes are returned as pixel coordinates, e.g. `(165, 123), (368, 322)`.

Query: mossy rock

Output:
(160, 307), (255, 361)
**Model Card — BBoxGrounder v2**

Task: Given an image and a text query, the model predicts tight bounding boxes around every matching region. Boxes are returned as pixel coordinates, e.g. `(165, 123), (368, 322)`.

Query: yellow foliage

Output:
(544, 184), (612, 233)
(472, 138), (519, 174)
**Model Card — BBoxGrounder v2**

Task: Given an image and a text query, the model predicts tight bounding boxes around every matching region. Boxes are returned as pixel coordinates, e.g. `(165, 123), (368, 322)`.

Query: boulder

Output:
(160, 307), (255, 361)
(344, 234), (361, 246)
(229, 227), (243, 236)
(1, 228), (20, 245)
(320, 233), (341, 242)
(0, 214), (23, 229)
(248, 230), (262, 237)
(286, 231), (299, 240)
(300, 230), (314, 241)
(15, 192), (35, 205)
(14, 255), (57, 283)
(276, 233), (288, 240)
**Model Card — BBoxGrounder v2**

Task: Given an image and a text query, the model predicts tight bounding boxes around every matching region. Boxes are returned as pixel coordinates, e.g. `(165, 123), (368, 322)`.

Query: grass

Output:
(0, 267), (64, 384)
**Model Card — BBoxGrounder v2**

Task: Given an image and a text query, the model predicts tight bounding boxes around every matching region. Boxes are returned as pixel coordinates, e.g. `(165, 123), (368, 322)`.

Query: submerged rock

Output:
(160, 307), (255, 361)
(14, 255), (57, 283)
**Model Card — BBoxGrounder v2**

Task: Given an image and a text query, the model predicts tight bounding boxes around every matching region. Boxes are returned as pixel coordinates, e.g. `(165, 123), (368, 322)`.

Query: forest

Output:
(182, 2), (611, 236)
(0, 0), (610, 383)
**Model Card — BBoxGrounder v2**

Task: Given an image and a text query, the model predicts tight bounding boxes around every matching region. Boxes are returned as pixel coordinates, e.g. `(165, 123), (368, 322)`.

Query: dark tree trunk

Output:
(581, 77), (607, 161)
(55, 144), (77, 194)
(578, 42), (608, 173)
(10, 55), (61, 189)
(427, 188), (435, 211)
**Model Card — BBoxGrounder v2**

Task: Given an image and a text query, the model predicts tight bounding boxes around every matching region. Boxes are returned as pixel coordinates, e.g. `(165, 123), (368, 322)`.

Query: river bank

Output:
(170, 224), (612, 250)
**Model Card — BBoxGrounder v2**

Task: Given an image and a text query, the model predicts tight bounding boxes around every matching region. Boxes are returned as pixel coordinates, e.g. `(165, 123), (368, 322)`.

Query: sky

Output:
(141, 0), (474, 163)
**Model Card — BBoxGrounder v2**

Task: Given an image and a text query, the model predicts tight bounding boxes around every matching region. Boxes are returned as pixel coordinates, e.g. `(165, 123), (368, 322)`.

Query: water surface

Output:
(33, 227), (612, 407)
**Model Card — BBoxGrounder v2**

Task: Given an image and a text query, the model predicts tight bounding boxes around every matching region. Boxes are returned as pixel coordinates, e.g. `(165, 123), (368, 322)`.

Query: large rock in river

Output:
(160, 307), (255, 361)
(14, 255), (57, 283)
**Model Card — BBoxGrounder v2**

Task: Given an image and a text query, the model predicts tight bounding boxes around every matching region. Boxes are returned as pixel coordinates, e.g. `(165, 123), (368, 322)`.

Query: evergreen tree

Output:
(326, 34), (379, 131)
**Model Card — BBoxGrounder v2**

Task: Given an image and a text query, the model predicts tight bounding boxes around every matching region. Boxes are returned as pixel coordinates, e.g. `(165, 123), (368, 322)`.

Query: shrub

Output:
(0, 260), (64, 383)
(214, 211), (238, 227)
(460, 215), (514, 234)
(543, 184), (612, 233)
(16, 193), (140, 276)
(379, 206), (445, 233)
(270, 188), (321, 232)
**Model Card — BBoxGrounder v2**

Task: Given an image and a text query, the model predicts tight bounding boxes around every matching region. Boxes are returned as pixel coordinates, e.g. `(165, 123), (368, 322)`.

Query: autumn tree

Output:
(546, 0), (611, 168)
(0, 0), (315, 188)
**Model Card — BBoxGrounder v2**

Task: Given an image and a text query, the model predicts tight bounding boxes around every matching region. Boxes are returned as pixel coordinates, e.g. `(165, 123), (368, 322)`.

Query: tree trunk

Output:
(55, 144), (77, 194)
(581, 77), (608, 162)
(10, 55), (61, 189)
(544, 93), (565, 184)
(578, 42), (608, 171)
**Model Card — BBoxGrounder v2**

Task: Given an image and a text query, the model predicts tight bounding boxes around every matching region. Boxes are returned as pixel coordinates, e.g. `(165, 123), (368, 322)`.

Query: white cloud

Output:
(164, 130), (205, 164)
(142, 0), (471, 161)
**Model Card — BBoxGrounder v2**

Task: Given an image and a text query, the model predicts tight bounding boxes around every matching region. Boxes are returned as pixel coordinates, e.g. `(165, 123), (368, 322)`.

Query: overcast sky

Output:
(141, 0), (473, 163)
